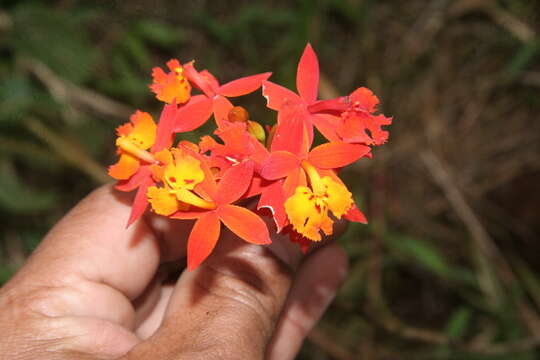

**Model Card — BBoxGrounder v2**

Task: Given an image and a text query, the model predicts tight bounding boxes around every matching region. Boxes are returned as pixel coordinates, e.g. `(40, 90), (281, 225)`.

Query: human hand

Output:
(0, 185), (348, 359)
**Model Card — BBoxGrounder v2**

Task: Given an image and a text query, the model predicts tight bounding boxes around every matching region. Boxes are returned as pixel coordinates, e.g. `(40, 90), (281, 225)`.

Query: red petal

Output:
(344, 204), (368, 224)
(258, 180), (287, 232)
(308, 142), (371, 169)
(349, 87), (379, 113)
(199, 69), (220, 92)
(282, 167), (307, 198)
(152, 101), (178, 152)
(244, 175), (271, 198)
(218, 205), (271, 244)
(310, 114), (341, 142)
(212, 95), (234, 128)
(115, 166), (152, 192)
(296, 43), (320, 104)
(218, 72), (272, 97)
(183, 61), (216, 97)
(126, 177), (154, 227)
(262, 80), (301, 111)
(173, 96), (213, 132)
(215, 161), (254, 204)
(260, 151), (299, 180)
(271, 104), (306, 154)
(187, 211), (221, 270)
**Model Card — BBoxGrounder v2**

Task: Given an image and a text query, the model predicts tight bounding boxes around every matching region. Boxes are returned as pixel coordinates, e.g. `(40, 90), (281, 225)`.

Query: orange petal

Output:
(128, 110), (157, 150)
(187, 211), (221, 270)
(215, 161), (254, 205)
(308, 142), (371, 169)
(218, 205), (271, 245)
(296, 43), (319, 103)
(109, 153), (140, 180)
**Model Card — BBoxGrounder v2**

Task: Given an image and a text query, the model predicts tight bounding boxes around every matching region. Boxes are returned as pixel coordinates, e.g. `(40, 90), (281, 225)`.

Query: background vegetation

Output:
(1, 0), (539, 358)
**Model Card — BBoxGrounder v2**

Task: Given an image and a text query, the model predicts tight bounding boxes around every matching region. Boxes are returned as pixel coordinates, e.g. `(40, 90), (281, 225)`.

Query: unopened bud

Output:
(247, 121), (266, 143)
(228, 106), (249, 123)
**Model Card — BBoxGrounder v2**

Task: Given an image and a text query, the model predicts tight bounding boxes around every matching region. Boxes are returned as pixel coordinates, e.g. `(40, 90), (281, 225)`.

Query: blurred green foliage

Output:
(1, 0), (540, 359)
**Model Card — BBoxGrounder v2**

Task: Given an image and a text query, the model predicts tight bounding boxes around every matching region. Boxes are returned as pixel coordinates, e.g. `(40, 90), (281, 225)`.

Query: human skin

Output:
(0, 185), (349, 360)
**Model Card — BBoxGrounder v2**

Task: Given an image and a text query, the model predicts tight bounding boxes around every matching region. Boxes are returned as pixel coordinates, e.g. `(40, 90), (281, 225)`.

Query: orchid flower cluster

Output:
(108, 44), (392, 270)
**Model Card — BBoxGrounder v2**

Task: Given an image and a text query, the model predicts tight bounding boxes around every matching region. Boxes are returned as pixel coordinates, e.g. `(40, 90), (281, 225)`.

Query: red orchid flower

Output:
(170, 62), (271, 133)
(258, 106), (370, 241)
(308, 87), (393, 146)
(262, 43), (342, 142)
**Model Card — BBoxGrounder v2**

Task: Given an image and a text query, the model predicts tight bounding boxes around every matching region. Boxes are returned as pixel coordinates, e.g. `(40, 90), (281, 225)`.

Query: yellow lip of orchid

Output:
(147, 152), (217, 215)
(284, 161), (353, 241)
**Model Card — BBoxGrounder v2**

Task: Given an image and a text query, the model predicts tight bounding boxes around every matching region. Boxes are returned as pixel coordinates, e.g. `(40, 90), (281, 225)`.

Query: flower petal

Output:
(147, 186), (180, 216)
(128, 111), (157, 150)
(187, 211), (221, 270)
(115, 165), (152, 192)
(152, 101), (178, 152)
(173, 96), (213, 132)
(282, 167), (307, 198)
(244, 175), (271, 198)
(343, 203), (368, 224)
(212, 95), (234, 128)
(260, 151), (299, 180)
(258, 180), (287, 232)
(310, 114), (341, 142)
(308, 142), (371, 169)
(349, 87), (379, 113)
(218, 72), (272, 97)
(215, 161), (254, 204)
(170, 209), (207, 219)
(127, 177), (154, 227)
(262, 80), (301, 111)
(271, 104), (306, 154)
(109, 153), (140, 180)
(218, 205), (271, 244)
(183, 61), (216, 97)
(296, 43), (319, 104)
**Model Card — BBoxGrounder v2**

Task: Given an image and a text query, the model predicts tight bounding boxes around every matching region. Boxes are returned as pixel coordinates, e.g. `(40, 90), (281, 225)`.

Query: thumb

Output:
(129, 228), (303, 360)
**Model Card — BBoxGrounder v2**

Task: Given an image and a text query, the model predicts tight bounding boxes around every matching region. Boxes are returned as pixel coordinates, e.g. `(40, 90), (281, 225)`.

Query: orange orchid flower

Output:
(150, 59), (192, 104)
(109, 110), (157, 181)
(146, 147), (271, 270)
(110, 103), (181, 226)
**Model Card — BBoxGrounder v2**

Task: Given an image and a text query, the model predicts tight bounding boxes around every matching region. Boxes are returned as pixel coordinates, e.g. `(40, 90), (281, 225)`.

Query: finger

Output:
(129, 226), (302, 359)
(4, 185), (188, 326)
(266, 242), (349, 360)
